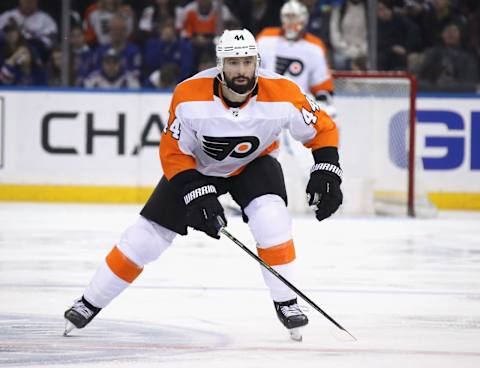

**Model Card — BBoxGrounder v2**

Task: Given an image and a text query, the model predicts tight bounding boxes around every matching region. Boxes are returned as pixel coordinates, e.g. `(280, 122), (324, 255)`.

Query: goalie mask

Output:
(281, 0), (309, 40)
(216, 29), (260, 96)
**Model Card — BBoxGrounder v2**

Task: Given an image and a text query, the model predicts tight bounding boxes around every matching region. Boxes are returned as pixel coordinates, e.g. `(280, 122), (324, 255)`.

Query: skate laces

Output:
(72, 299), (95, 319)
(280, 303), (305, 318)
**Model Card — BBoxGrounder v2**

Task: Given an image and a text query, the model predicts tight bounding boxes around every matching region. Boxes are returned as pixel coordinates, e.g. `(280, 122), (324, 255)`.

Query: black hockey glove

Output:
(184, 183), (226, 239)
(171, 170), (227, 239)
(306, 147), (343, 221)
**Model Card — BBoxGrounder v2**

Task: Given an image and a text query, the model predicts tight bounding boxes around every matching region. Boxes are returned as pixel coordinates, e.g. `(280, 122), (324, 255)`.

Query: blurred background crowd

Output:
(0, 0), (479, 92)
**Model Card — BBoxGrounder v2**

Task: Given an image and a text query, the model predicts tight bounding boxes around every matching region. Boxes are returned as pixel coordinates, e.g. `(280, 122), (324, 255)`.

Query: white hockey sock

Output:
(83, 216), (176, 308)
(260, 262), (297, 302)
(84, 259), (131, 308)
(245, 194), (297, 302)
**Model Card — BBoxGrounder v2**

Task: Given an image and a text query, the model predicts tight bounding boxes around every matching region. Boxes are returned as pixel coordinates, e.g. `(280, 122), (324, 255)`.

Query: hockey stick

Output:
(219, 226), (357, 341)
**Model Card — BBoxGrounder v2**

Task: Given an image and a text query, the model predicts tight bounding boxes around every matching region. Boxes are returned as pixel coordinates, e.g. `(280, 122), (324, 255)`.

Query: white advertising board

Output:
(0, 90), (170, 187)
(0, 89), (478, 209)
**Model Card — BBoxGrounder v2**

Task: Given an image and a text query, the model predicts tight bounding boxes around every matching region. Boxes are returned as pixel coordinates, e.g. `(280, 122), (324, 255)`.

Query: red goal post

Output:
(332, 71), (421, 217)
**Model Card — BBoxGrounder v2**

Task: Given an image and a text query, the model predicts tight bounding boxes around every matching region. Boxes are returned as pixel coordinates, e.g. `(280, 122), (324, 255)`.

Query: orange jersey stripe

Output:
(105, 246), (143, 283)
(160, 77), (214, 180)
(303, 33), (328, 55)
(228, 166), (246, 177)
(159, 135), (197, 180)
(257, 27), (328, 55)
(260, 140), (279, 156)
(257, 77), (338, 150)
(257, 239), (296, 266)
(256, 27), (282, 41)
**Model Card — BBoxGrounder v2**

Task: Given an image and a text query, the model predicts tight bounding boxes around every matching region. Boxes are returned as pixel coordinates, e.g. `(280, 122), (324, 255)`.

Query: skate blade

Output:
(289, 327), (303, 342)
(63, 320), (76, 336)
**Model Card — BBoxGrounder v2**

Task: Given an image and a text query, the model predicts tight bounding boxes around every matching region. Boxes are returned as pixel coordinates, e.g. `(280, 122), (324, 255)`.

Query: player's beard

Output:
(224, 74), (256, 95)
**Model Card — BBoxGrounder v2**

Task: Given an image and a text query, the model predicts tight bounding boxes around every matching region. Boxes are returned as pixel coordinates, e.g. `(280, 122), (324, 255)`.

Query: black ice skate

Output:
(274, 298), (308, 341)
(63, 296), (101, 336)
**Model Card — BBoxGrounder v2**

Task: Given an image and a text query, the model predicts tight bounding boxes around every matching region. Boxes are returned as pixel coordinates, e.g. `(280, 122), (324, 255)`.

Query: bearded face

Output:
(222, 56), (257, 95)
(224, 72), (256, 94)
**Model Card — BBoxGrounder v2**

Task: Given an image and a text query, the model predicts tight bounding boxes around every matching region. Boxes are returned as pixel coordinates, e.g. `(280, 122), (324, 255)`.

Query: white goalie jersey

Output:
(160, 68), (338, 180)
(256, 28), (334, 98)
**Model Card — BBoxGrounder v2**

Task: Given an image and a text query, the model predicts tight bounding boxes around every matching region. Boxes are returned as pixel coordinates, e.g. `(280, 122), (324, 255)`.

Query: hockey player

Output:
(256, 0), (336, 212)
(64, 28), (342, 341)
(256, 0), (334, 112)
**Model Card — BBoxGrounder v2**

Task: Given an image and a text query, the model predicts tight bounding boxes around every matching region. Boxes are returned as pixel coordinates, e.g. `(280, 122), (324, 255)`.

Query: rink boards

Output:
(0, 88), (478, 210)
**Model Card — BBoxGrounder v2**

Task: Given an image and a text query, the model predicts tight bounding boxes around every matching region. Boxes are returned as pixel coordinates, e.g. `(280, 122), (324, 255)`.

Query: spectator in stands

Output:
(172, 0), (192, 34)
(377, 0), (422, 70)
(0, 0), (57, 62)
(232, 0), (282, 36)
(45, 44), (63, 86)
(196, 49), (216, 71)
(138, 0), (176, 40)
(145, 62), (180, 88)
(466, 3), (480, 68)
(83, 48), (140, 89)
(70, 24), (93, 86)
(0, 19), (45, 85)
(181, 0), (234, 50)
(399, 2), (428, 42)
(303, 0), (343, 47)
(143, 18), (194, 82)
(83, 0), (135, 46)
(399, 0), (432, 27)
(418, 22), (478, 92)
(94, 14), (142, 77)
(420, 0), (466, 48)
(329, 0), (368, 70)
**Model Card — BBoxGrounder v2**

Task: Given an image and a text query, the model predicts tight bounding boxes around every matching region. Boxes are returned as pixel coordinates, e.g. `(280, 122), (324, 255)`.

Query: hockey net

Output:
(332, 71), (436, 217)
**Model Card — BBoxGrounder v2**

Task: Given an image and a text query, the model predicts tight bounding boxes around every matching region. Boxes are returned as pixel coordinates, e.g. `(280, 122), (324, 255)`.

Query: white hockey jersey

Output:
(160, 68), (338, 180)
(256, 28), (333, 97)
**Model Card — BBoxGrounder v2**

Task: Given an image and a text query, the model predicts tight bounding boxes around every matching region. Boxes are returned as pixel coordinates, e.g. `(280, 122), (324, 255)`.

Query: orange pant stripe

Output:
(257, 240), (296, 266)
(105, 246), (143, 283)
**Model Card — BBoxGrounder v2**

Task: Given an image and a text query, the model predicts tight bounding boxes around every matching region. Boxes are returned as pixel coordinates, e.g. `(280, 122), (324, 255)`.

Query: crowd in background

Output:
(0, 0), (479, 92)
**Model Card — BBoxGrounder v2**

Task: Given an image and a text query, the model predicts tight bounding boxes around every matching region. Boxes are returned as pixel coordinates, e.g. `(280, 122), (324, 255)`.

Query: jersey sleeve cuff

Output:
(312, 146), (340, 165)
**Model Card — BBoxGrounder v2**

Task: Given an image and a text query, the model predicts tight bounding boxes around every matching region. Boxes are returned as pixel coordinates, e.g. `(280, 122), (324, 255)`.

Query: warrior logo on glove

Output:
(306, 148), (343, 221)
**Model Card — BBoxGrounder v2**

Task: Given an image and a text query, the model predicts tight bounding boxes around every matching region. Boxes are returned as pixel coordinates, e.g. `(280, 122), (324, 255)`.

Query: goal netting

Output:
(332, 71), (436, 217)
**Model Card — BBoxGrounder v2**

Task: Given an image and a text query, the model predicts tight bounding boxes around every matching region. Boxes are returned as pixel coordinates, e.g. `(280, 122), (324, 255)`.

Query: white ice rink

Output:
(0, 202), (479, 368)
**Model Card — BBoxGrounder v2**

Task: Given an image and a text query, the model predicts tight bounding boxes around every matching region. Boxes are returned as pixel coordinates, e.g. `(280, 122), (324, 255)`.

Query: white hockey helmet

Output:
(281, 0), (309, 40)
(216, 29), (260, 76)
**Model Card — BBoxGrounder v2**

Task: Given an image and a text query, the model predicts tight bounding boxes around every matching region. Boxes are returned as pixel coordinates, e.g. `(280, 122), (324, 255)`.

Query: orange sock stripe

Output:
(105, 246), (143, 283)
(257, 240), (296, 266)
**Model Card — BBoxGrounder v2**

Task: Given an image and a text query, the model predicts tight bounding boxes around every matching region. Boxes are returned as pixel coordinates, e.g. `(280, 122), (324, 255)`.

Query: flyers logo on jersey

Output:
(275, 56), (304, 76)
(202, 136), (260, 161)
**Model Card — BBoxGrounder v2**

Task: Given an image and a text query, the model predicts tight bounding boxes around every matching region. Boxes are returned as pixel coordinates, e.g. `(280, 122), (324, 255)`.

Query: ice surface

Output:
(0, 203), (479, 368)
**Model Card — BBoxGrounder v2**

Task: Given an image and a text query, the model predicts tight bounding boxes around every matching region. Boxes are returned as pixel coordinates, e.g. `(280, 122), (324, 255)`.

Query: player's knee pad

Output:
(118, 216), (176, 266)
(244, 194), (292, 247)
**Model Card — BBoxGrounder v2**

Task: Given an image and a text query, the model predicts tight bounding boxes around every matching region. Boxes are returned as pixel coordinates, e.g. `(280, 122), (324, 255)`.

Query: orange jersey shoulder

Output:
(303, 33), (328, 54)
(160, 73), (215, 180)
(257, 72), (338, 150)
(257, 74), (303, 103)
(168, 74), (215, 124)
(256, 27), (282, 40)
